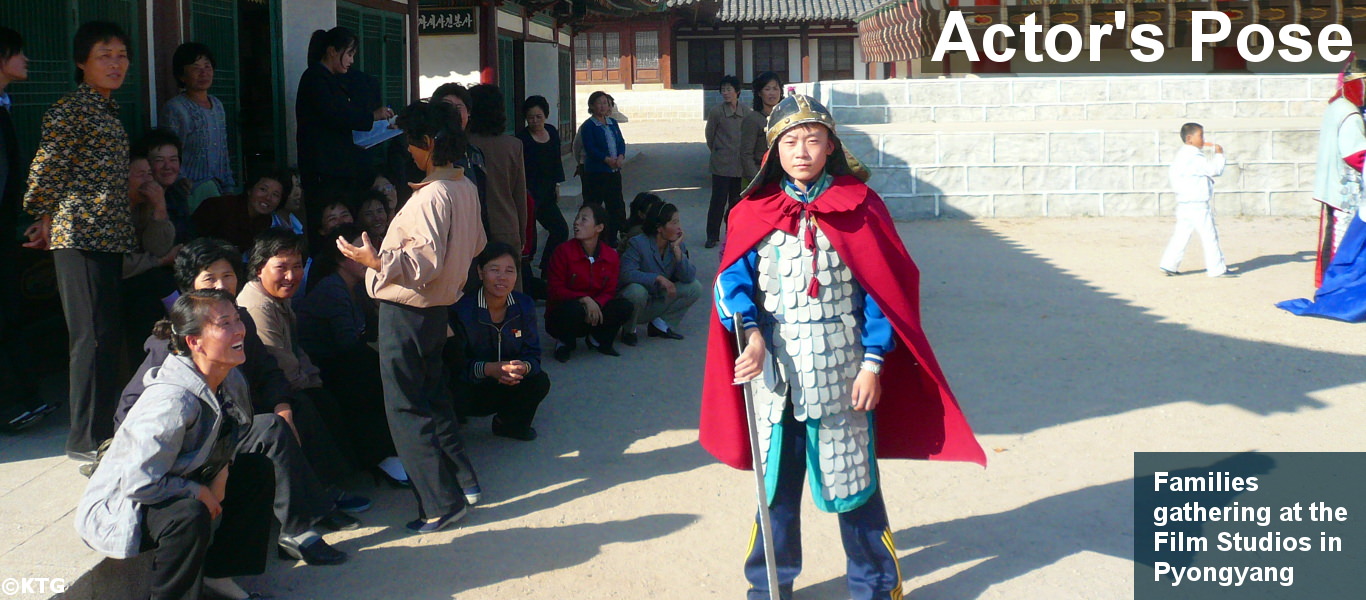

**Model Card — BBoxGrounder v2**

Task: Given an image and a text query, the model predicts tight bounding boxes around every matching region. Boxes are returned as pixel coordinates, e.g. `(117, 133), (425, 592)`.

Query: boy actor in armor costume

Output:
(700, 93), (985, 600)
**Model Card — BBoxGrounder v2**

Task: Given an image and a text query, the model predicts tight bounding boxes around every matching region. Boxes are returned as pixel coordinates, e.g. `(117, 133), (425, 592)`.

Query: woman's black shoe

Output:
(553, 345), (572, 363)
(492, 417), (538, 441)
(648, 324), (684, 340)
(596, 343), (620, 357)
(278, 537), (348, 565)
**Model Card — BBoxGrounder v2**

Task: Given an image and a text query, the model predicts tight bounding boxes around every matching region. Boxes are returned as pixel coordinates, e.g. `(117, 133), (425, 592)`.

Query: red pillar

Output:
(479, 2), (498, 84)
(799, 26), (809, 82)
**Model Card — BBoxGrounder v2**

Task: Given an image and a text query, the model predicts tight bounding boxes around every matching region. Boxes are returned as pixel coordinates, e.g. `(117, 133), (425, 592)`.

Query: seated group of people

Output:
(543, 192), (703, 363)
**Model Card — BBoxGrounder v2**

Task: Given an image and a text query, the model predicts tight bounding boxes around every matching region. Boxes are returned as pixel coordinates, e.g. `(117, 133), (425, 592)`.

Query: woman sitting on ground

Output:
(617, 201), (701, 345)
(192, 170), (293, 255)
(545, 202), (633, 362)
(295, 224), (406, 485)
(350, 189), (391, 246)
(76, 290), (274, 600)
(449, 243), (551, 441)
(238, 229), (399, 484)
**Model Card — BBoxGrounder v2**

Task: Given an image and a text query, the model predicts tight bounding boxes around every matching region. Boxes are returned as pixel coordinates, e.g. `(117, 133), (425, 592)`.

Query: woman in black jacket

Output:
(449, 243), (551, 441)
(294, 27), (393, 216)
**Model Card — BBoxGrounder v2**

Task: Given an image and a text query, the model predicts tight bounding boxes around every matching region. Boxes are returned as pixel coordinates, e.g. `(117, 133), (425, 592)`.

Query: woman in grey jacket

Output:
(617, 201), (702, 345)
(75, 290), (274, 600)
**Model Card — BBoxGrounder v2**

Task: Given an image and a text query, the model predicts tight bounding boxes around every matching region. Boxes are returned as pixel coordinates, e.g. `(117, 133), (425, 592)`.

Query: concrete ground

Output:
(2, 120), (1362, 599)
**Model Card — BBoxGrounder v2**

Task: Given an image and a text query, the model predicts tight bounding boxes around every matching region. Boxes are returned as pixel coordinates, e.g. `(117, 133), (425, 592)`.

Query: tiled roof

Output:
(665, 0), (881, 22)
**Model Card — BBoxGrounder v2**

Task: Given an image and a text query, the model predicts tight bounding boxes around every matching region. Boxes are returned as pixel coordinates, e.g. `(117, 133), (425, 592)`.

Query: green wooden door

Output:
(186, 0), (242, 184)
(0, 0), (145, 162)
(337, 1), (406, 107)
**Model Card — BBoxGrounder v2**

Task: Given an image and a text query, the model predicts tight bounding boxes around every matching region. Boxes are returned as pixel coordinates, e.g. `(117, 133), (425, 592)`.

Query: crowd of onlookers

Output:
(0, 20), (708, 600)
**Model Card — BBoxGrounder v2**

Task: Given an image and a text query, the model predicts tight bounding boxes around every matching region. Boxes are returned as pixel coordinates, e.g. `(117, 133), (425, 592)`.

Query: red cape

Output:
(699, 175), (987, 470)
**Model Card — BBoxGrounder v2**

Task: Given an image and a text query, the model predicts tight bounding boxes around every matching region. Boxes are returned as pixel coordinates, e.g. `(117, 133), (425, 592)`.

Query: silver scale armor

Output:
(750, 217), (873, 503)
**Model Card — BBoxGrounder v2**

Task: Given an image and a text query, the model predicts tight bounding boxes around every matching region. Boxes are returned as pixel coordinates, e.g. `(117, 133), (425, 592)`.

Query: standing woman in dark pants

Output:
(517, 95), (568, 273)
(577, 91), (626, 246)
(295, 27), (393, 218)
(23, 22), (135, 460)
(337, 100), (486, 534)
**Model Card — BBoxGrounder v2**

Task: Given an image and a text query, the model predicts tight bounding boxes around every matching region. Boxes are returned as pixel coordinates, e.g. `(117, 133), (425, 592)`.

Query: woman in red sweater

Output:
(545, 202), (632, 362)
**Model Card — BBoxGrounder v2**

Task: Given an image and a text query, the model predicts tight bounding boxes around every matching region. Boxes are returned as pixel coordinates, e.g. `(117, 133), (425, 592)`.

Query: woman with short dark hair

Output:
(192, 170), (293, 254)
(337, 99), (487, 533)
(618, 201), (701, 345)
(467, 84), (529, 268)
(23, 21), (135, 461)
(517, 94), (568, 272)
(545, 202), (633, 362)
(577, 91), (627, 246)
(161, 42), (235, 192)
(449, 242), (551, 441)
(741, 71), (784, 184)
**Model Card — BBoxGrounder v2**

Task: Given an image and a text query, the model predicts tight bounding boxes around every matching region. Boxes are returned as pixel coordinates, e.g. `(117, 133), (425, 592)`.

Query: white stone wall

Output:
(804, 75), (1337, 125)
(796, 75), (1333, 218)
(844, 125), (1319, 219)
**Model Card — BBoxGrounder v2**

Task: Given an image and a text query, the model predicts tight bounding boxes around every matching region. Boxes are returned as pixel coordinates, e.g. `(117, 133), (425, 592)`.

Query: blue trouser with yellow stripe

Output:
(744, 404), (903, 600)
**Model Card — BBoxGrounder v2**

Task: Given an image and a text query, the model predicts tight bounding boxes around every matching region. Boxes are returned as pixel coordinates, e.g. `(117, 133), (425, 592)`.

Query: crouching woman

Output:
(75, 289), (274, 600)
(450, 242), (551, 441)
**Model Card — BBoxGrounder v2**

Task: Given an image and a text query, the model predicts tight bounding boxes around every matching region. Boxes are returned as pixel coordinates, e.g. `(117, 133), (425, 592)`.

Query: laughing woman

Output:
(76, 290), (273, 600)
(192, 170), (293, 255)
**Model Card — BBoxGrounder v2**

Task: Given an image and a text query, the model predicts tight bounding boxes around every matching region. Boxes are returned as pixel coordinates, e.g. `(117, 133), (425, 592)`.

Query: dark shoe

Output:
(648, 324), (684, 340)
(317, 510), (360, 532)
(554, 344), (572, 363)
(596, 343), (620, 357)
(335, 492), (371, 514)
(704, 239), (719, 249)
(463, 485), (482, 505)
(492, 417), (538, 442)
(1160, 267), (1178, 276)
(278, 536), (348, 565)
(621, 330), (638, 346)
(405, 506), (468, 534)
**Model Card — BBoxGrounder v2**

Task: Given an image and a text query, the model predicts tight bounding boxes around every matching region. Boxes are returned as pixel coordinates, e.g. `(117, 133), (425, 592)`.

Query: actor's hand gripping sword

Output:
(736, 325), (780, 600)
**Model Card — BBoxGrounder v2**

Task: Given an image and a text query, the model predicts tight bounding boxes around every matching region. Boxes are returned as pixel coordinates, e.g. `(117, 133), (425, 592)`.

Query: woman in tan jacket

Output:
(338, 100), (487, 534)
(466, 84), (528, 272)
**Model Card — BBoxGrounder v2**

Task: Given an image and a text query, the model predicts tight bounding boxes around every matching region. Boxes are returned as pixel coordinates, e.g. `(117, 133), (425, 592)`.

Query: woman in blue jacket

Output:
(450, 243), (551, 441)
(577, 91), (627, 246)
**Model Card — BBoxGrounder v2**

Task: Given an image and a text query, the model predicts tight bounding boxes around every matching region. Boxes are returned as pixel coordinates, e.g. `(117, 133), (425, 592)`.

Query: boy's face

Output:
(777, 124), (834, 184)
(1, 50), (28, 82)
(720, 84), (738, 104)
(1185, 127), (1204, 148)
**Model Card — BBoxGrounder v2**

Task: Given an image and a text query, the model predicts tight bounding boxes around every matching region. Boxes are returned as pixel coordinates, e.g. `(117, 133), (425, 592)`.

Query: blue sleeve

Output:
(581, 122), (606, 162)
(859, 292), (896, 364)
(517, 300), (544, 377)
(714, 249), (759, 333)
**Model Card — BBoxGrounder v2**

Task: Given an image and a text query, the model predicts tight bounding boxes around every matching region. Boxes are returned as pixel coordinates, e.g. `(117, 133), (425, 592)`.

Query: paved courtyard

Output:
(1, 120), (1363, 599)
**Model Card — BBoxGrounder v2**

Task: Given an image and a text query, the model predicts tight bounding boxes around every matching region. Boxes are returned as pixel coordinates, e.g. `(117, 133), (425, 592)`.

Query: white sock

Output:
(203, 577), (248, 600)
(651, 318), (670, 332)
(378, 456), (407, 481)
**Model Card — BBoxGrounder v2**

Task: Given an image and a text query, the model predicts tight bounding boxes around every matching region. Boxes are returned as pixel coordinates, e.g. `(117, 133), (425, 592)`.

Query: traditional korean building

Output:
(857, 0), (1366, 76)
(573, 0), (893, 89)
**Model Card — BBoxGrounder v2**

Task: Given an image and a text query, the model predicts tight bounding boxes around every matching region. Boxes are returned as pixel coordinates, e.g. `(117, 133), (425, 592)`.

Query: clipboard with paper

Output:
(353, 117), (402, 149)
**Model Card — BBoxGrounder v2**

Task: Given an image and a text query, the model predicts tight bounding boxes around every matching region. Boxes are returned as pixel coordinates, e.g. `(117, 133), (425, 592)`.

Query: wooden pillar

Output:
(734, 27), (743, 79)
(408, 0), (420, 101)
(623, 26), (634, 90)
(660, 20), (674, 89)
(479, 2), (498, 84)
(799, 26), (809, 82)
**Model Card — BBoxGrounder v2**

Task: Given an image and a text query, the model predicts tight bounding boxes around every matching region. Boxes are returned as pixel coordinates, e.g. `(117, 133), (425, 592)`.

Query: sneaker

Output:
(1160, 267), (1178, 277)
(463, 485), (482, 505)
(335, 492), (371, 514)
